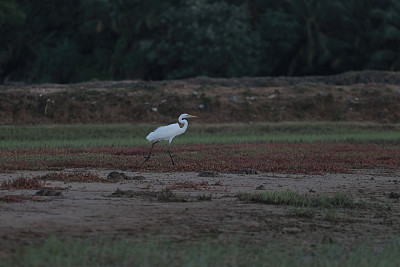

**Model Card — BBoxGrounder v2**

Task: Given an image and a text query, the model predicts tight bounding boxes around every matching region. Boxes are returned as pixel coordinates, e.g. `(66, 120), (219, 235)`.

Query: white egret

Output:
(144, 113), (198, 165)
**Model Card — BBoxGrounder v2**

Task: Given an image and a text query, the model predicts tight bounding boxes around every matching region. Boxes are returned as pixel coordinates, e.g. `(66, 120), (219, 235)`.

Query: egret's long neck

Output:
(178, 117), (188, 134)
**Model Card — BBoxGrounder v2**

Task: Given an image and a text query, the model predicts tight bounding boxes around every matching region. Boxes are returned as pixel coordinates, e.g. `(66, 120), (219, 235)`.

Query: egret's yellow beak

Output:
(188, 115), (198, 118)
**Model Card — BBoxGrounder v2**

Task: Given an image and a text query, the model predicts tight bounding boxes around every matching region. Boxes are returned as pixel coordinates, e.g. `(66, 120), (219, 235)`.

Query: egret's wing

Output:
(146, 123), (181, 142)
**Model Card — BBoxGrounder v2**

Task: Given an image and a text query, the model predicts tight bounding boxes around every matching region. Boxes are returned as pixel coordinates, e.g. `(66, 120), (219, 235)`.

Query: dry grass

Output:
(237, 191), (355, 208)
(0, 177), (46, 190)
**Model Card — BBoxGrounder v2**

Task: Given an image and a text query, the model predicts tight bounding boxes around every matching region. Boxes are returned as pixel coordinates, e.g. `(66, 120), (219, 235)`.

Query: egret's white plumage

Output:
(146, 123), (186, 143)
(144, 113), (197, 165)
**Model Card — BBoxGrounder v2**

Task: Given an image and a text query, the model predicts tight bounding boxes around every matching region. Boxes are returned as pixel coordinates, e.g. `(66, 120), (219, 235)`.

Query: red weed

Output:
(37, 171), (111, 183)
(0, 143), (399, 174)
(0, 177), (46, 190)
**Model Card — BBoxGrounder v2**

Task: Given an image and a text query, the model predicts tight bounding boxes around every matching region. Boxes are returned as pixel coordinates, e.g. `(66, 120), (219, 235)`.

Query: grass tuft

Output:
(157, 188), (186, 202)
(237, 191), (355, 208)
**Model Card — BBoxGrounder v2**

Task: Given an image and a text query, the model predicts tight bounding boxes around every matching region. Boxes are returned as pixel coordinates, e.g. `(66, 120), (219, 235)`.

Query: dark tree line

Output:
(1, 0), (400, 83)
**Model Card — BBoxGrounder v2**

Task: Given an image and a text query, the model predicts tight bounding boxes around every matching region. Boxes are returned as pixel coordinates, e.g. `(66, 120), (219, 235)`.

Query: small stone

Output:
(237, 169), (260, 174)
(198, 171), (219, 177)
(282, 227), (301, 234)
(388, 192), (400, 199)
(256, 185), (266, 190)
(309, 189), (316, 193)
(130, 175), (146, 180)
(35, 190), (62, 196)
(111, 188), (135, 197)
(107, 171), (129, 181)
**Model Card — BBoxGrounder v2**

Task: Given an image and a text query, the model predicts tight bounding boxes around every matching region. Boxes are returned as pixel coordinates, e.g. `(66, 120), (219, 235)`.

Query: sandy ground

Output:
(1, 169), (400, 253)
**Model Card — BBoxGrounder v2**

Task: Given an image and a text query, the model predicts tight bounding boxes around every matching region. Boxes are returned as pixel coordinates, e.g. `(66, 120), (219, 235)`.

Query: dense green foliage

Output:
(1, 0), (400, 83)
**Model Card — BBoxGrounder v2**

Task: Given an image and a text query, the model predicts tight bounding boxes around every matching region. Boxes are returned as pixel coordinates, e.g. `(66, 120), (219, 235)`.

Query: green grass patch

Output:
(238, 191), (356, 208)
(0, 122), (400, 148)
(2, 236), (400, 267)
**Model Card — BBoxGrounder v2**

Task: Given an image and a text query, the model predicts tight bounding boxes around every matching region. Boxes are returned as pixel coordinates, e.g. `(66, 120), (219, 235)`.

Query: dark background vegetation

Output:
(1, 0), (400, 84)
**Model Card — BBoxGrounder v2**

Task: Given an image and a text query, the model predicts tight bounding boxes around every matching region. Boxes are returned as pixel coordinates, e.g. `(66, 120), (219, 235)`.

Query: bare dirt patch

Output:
(0, 169), (399, 254)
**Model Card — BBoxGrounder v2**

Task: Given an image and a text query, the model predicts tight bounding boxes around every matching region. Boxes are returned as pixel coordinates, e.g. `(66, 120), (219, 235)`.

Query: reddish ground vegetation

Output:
(0, 177), (46, 190)
(37, 170), (112, 183)
(169, 181), (211, 190)
(0, 143), (399, 174)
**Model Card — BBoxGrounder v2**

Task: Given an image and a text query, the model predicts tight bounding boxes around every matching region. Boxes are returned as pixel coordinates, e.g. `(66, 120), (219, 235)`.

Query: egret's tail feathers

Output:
(146, 131), (156, 142)
(146, 131), (159, 142)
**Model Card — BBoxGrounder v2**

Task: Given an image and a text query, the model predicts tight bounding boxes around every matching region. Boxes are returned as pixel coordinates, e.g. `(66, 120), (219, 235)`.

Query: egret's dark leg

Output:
(168, 144), (175, 165)
(144, 141), (158, 162)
